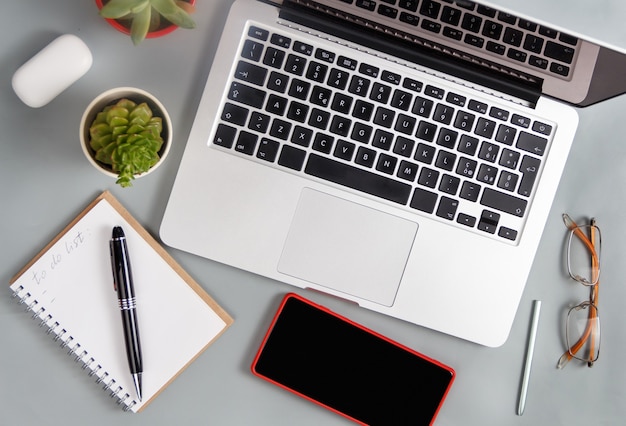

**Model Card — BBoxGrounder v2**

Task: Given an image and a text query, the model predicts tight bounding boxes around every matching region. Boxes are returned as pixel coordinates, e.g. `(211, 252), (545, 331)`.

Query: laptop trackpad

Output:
(278, 189), (418, 307)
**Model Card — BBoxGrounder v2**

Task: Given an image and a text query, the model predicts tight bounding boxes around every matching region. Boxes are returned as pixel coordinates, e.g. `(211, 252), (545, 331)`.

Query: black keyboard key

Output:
(477, 210), (499, 234)
(351, 122), (373, 143)
(315, 48), (335, 63)
(359, 63), (380, 77)
(395, 113), (417, 135)
(456, 157), (477, 178)
(263, 47), (286, 68)
(228, 82), (266, 109)
(355, 146), (377, 168)
(348, 75), (371, 96)
(306, 62), (328, 83)
(532, 121), (553, 136)
(529, 55), (548, 70)
(235, 61), (267, 85)
(312, 133), (334, 154)
(441, 6), (462, 25)
(420, 0), (441, 18)
(248, 26), (269, 41)
(305, 153), (412, 204)
(412, 96), (434, 117)
(269, 118), (291, 140)
(213, 124), (237, 148)
(221, 103), (249, 126)
(328, 68), (350, 90)
(310, 86), (332, 107)
(416, 121), (437, 142)
(418, 167), (439, 188)
(257, 138), (280, 162)
(475, 117), (496, 138)
(439, 174), (460, 195)
(399, 0), (418, 12)
(374, 107), (396, 128)
(437, 196), (459, 220)
(421, 19), (442, 33)
(460, 180), (481, 202)
(330, 115), (352, 136)
(435, 150), (456, 171)
(457, 213), (476, 227)
(545, 41), (575, 64)
(478, 141), (499, 162)
(497, 12), (516, 25)
(507, 48), (527, 63)
(234, 131), (258, 155)
(458, 134), (479, 155)
(285, 54), (307, 75)
(288, 79), (311, 100)
(267, 71), (289, 93)
(446, 92), (466, 107)
(511, 114), (531, 128)
(424, 85), (445, 99)
(370, 83), (393, 103)
(524, 34), (544, 54)
(503, 27), (523, 47)
(308, 108), (330, 130)
(241, 40), (264, 62)
(443, 27), (463, 41)
(291, 126), (313, 147)
(495, 124), (516, 145)
(415, 143), (436, 164)
(461, 14), (482, 33)
(489, 106), (509, 121)
(397, 160), (419, 181)
(482, 20), (503, 39)
(518, 19), (537, 32)
(518, 155), (540, 197)
(331, 93), (353, 114)
(376, 153), (398, 174)
(481, 188), (527, 217)
(278, 145), (306, 171)
(538, 26), (557, 39)
(464, 34), (484, 48)
(403, 78), (423, 92)
(338, 55), (358, 70)
(400, 12), (420, 26)
(550, 62), (570, 77)
(378, 4), (398, 19)
(468, 99), (488, 114)
(394, 136), (415, 157)
(293, 41), (313, 56)
(356, 0), (376, 11)
(353, 100), (375, 120)
(559, 33), (579, 46)
(391, 89), (413, 111)
(433, 104), (455, 124)
(476, 5), (496, 18)
(516, 131), (547, 156)
(486, 41), (506, 55)
(249, 111), (271, 133)
(410, 187), (438, 213)
(266, 94), (288, 115)
(270, 33), (291, 48)
(334, 139), (356, 160)
(437, 128), (458, 148)
(372, 129), (394, 150)
(499, 148), (520, 169)
(498, 227), (518, 241)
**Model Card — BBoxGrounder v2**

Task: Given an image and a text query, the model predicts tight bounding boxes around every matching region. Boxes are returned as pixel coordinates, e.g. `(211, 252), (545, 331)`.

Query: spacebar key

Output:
(305, 154), (411, 205)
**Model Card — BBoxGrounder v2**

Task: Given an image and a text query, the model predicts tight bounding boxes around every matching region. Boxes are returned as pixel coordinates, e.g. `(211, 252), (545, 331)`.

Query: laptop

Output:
(161, 0), (626, 346)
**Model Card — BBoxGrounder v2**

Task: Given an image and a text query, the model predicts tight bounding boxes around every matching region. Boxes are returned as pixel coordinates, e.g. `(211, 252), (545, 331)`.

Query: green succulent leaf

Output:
(100, 0), (149, 19)
(130, 5), (152, 45)
(151, 0), (196, 29)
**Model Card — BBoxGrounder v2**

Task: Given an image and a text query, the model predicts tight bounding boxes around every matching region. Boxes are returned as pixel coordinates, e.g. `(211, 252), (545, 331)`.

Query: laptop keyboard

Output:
(212, 23), (556, 243)
(294, 0), (578, 79)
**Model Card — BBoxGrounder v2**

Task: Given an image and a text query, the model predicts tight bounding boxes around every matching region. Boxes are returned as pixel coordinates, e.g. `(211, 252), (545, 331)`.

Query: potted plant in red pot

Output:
(97, 0), (196, 45)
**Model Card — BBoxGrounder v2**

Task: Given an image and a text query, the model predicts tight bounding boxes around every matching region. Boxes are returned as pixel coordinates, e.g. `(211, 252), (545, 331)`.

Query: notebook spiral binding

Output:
(11, 285), (138, 412)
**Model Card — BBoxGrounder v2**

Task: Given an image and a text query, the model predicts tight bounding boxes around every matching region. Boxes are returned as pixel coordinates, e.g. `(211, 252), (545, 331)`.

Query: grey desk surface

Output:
(1, 1), (625, 424)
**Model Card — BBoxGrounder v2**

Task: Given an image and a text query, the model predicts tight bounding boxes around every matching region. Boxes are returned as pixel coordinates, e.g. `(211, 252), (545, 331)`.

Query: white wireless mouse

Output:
(12, 34), (92, 108)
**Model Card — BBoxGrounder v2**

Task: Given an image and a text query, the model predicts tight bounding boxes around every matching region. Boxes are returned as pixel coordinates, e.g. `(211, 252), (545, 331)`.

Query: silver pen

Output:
(517, 300), (541, 415)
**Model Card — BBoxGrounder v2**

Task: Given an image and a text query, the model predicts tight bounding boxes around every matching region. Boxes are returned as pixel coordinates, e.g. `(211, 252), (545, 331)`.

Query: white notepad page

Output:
(10, 192), (232, 412)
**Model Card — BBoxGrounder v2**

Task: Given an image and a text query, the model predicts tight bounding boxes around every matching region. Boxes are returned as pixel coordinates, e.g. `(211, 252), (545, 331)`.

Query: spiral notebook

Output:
(9, 191), (233, 412)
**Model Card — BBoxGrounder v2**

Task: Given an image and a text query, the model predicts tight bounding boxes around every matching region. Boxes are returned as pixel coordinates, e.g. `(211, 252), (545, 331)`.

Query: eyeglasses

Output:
(557, 214), (601, 369)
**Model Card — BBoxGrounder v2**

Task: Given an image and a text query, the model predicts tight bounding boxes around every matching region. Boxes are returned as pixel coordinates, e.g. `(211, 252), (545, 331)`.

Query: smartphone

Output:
(251, 293), (455, 425)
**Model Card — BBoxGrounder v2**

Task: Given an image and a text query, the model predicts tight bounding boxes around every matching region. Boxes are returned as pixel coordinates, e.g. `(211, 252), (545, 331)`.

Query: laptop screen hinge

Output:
(279, 0), (542, 108)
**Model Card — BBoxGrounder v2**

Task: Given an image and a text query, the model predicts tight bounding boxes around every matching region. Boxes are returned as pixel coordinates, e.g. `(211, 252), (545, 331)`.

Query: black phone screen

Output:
(252, 294), (455, 425)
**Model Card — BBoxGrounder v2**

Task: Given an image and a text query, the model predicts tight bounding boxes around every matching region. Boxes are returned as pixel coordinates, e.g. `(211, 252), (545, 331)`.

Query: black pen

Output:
(110, 226), (143, 402)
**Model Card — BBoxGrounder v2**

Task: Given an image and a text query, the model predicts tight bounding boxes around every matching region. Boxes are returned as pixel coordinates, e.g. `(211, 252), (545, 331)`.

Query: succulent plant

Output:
(99, 0), (196, 45)
(89, 99), (164, 187)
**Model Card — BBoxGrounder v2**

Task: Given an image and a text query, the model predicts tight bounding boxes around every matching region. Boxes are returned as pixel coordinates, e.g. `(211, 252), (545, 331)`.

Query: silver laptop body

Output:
(161, 0), (594, 347)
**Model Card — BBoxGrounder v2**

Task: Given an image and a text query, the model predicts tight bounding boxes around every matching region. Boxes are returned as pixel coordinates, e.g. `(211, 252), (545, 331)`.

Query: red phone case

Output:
(251, 293), (455, 425)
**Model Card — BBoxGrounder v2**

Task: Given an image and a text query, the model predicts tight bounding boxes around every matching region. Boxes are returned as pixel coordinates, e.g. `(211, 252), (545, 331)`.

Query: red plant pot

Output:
(95, 0), (196, 39)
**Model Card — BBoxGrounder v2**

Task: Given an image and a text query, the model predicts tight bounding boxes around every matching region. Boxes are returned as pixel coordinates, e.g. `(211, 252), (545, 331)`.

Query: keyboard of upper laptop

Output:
(212, 22), (556, 243)
(300, 0), (579, 80)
